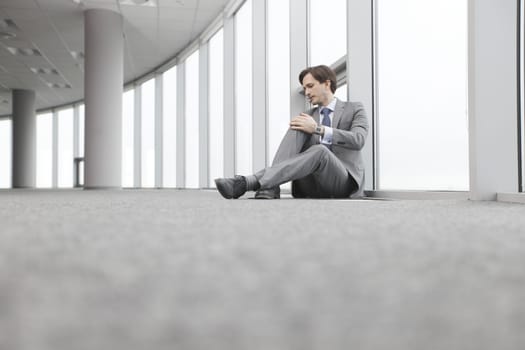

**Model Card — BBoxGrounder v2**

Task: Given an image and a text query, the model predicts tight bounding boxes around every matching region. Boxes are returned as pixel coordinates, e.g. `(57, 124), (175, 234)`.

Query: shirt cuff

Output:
(321, 126), (333, 145)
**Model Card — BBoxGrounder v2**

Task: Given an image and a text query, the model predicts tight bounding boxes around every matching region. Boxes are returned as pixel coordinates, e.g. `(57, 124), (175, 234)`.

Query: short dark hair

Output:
(299, 65), (337, 93)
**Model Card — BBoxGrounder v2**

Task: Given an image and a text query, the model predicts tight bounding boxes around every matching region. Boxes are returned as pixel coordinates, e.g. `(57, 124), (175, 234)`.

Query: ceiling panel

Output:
(0, 0), (230, 115)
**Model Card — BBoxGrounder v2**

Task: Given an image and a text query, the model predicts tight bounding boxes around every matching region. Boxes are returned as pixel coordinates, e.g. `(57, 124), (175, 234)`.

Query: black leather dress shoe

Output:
(214, 176), (247, 199)
(254, 187), (280, 199)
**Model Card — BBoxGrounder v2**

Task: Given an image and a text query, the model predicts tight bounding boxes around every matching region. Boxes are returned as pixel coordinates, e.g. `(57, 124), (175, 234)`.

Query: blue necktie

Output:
(320, 108), (332, 150)
(321, 108), (331, 127)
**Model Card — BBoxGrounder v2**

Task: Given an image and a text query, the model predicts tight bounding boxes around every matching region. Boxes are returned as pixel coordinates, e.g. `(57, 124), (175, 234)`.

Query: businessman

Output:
(215, 65), (368, 199)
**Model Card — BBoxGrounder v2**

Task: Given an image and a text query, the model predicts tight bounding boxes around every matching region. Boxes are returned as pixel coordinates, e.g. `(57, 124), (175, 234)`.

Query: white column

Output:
(252, 0), (267, 172)
(84, 9), (123, 189)
(11, 89), (36, 188)
(347, 0), (374, 190)
(468, 0), (519, 200)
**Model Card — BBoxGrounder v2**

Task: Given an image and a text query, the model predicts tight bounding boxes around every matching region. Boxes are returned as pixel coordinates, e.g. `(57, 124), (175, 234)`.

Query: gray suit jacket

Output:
(305, 99), (369, 197)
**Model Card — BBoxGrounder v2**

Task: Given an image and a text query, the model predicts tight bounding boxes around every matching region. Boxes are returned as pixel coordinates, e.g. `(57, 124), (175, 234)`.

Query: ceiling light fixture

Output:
(6, 47), (42, 56)
(70, 51), (84, 60)
(46, 82), (72, 89)
(30, 67), (59, 75)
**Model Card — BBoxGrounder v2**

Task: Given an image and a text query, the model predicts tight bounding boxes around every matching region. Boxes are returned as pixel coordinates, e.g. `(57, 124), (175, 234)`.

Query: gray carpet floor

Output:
(1, 189), (525, 350)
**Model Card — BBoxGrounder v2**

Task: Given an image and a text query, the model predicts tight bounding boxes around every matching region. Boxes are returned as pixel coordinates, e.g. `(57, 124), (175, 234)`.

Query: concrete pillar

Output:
(84, 9), (123, 189)
(12, 89), (36, 188)
(347, 0), (374, 190)
(222, 16), (235, 178)
(468, 0), (519, 200)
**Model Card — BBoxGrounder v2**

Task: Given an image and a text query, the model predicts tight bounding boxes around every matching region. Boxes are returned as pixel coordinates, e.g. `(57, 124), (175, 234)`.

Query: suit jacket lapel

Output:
(332, 99), (345, 128)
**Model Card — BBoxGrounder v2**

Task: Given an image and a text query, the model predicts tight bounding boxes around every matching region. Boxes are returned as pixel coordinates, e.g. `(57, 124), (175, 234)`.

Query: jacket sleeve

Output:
(331, 102), (369, 150)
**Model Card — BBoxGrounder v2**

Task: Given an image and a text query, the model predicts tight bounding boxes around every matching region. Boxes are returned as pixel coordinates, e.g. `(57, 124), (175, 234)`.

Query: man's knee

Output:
(308, 144), (331, 158)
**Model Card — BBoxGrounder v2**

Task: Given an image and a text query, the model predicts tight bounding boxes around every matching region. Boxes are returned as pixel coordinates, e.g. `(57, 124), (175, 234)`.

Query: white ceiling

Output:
(0, 0), (230, 116)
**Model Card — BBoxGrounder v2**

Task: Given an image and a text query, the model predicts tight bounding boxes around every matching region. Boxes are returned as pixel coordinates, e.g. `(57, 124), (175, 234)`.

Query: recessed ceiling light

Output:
(119, 0), (156, 7)
(6, 47), (41, 56)
(30, 67), (59, 75)
(70, 51), (84, 60)
(46, 82), (72, 89)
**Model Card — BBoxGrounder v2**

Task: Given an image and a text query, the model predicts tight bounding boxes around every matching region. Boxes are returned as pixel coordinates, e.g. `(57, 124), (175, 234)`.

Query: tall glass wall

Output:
(518, 0), (525, 192)
(267, 0), (291, 165)
(185, 50), (200, 188)
(77, 105), (85, 186)
(209, 29), (224, 186)
(57, 108), (74, 188)
(36, 112), (53, 188)
(234, 0), (253, 175)
(78, 105), (85, 158)
(334, 84), (347, 102)
(122, 89), (135, 187)
(376, 0), (469, 190)
(0, 119), (11, 188)
(163, 66), (177, 187)
(309, 0), (347, 66)
(141, 78), (156, 188)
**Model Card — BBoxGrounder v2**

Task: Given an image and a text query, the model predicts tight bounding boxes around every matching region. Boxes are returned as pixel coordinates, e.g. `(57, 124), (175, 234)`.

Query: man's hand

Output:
(290, 113), (318, 134)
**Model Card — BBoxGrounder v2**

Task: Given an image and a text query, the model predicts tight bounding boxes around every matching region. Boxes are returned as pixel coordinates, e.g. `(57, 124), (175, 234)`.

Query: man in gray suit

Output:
(215, 65), (368, 199)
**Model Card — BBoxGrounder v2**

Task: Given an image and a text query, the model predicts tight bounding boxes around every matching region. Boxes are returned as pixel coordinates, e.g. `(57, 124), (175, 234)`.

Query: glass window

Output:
(376, 0), (468, 190)
(57, 108), (74, 188)
(0, 119), (11, 188)
(268, 0), (291, 165)
(37, 113), (53, 188)
(185, 50), (200, 188)
(141, 78), (155, 188)
(78, 104), (85, 158)
(235, 0), (253, 175)
(309, 0), (347, 66)
(163, 66), (177, 187)
(521, 0), (524, 192)
(122, 89), (134, 188)
(334, 83), (347, 101)
(209, 29), (224, 186)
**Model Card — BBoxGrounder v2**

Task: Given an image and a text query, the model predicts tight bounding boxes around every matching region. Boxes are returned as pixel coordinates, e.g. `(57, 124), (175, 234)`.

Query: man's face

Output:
(302, 73), (331, 106)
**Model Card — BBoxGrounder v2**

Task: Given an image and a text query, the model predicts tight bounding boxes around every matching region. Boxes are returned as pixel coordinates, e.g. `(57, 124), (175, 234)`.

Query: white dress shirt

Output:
(319, 97), (337, 145)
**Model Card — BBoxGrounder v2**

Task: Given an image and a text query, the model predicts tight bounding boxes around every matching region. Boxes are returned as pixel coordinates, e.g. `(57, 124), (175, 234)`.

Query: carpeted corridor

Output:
(1, 189), (525, 350)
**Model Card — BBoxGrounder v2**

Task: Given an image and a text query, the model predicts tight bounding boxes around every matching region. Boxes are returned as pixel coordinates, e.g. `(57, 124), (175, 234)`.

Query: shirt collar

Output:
(321, 97), (337, 113)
